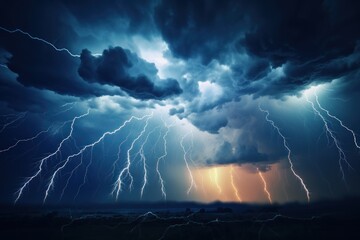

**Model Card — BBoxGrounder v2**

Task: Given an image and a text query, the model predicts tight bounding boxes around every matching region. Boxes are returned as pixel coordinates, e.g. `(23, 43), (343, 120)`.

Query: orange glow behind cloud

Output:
(191, 163), (293, 204)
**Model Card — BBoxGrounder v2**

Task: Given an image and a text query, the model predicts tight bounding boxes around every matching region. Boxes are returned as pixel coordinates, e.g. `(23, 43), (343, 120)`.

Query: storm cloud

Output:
(78, 47), (182, 100)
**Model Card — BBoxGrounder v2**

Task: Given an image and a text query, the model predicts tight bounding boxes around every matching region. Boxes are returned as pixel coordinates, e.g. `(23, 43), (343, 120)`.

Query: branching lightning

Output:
(0, 26), (101, 57)
(0, 26), (80, 57)
(112, 113), (153, 200)
(0, 125), (51, 153)
(108, 132), (131, 179)
(42, 112), (152, 202)
(155, 120), (175, 199)
(138, 126), (159, 198)
(259, 105), (311, 202)
(180, 133), (197, 195)
(258, 168), (272, 204)
(230, 165), (242, 202)
(14, 109), (90, 203)
(305, 94), (353, 183)
(314, 94), (360, 150)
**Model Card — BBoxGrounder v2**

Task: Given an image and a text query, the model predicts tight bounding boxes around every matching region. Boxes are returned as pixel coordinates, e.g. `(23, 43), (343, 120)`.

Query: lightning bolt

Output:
(314, 94), (360, 150)
(0, 26), (101, 57)
(305, 94), (353, 183)
(0, 112), (27, 134)
(180, 133), (197, 195)
(0, 125), (51, 153)
(213, 168), (222, 194)
(108, 131), (131, 179)
(14, 109), (90, 203)
(112, 113), (153, 200)
(138, 126), (159, 198)
(155, 120), (175, 199)
(230, 165), (242, 202)
(43, 112), (152, 202)
(60, 149), (83, 201)
(258, 168), (272, 204)
(74, 147), (94, 201)
(259, 105), (311, 202)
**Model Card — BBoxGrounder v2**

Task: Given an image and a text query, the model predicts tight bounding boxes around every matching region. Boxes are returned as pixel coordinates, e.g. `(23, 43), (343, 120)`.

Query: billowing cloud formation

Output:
(155, 0), (360, 98)
(78, 47), (182, 100)
(209, 141), (268, 165)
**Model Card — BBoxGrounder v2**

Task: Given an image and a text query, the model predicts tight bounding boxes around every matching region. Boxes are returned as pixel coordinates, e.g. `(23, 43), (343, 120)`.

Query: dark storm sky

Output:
(0, 0), (360, 204)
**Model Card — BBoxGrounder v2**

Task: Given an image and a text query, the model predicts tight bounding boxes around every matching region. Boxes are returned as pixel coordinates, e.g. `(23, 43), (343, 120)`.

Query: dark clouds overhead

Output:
(78, 47), (182, 100)
(155, 0), (360, 98)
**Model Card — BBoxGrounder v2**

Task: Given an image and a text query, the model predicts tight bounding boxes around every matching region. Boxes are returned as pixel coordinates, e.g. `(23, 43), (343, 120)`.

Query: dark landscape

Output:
(1, 198), (360, 240)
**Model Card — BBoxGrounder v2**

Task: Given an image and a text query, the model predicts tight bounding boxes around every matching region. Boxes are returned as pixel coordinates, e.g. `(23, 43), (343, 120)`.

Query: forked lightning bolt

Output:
(43, 113), (152, 202)
(156, 120), (175, 199)
(108, 132), (131, 179)
(213, 168), (222, 194)
(180, 133), (197, 195)
(112, 113), (153, 200)
(0, 26), (101, 57)
(15, 109), (90, 203)
(258, 168), (272, 204)
(138, 126), (159, 198)
(0, 125), (51, 153)
(259, 105), (311, 202)
(314, 94), (360, 150)
(230, 165), (242, 202)
(305, 95), (353, 183)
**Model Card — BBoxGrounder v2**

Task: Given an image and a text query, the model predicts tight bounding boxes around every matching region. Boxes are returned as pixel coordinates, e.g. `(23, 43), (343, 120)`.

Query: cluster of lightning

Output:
(111, 113), (153, 200)
(15, 109), (91, 203)
(305, 93), (354, 183)
(180, 132), (197, 195)
(257, 168), (272, 204)
(314, 94), (360, 150)
(259, 105), (311, 202)
(0, 26), (101, 59)
(230, 165), (242, 202)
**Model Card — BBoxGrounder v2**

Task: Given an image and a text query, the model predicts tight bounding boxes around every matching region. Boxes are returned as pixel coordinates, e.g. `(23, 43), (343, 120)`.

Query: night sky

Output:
(0, 0), (360, 205)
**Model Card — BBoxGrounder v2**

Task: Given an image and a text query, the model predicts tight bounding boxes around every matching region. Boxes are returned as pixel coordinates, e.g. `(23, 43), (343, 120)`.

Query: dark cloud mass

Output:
(78, 47), (182, 100)
(155, 0), (360, 97)
(0, 0), (360, 204)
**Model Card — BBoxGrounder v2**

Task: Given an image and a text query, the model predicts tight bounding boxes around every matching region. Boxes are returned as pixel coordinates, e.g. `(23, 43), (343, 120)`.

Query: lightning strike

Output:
(138, 126), (159, 198)
(155, 120), (175, 199)
(213, 168), (222, 194)
(258, 168), (272, 204)
(230, 165), (242, 202)
(14, 109), (90, 203)
(0, 125), (51, 153)
(0, 26), (101, 57)
(314, 94), (360, 150)
(180, 133), (197, 195)
(60, 153), (83, 201)
(74, 147), (94, 201)
(0, 112), (27, 134)
(43, 112), (152, 202)
(108, 132), (131, 179)
(259, 105), (311, 202)
(305, 94), (353, 183)
(112, 113), (153, 200)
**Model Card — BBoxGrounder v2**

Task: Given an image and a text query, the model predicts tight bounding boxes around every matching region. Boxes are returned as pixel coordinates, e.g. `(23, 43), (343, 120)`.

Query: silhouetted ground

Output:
(1, 198), (360, 239)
